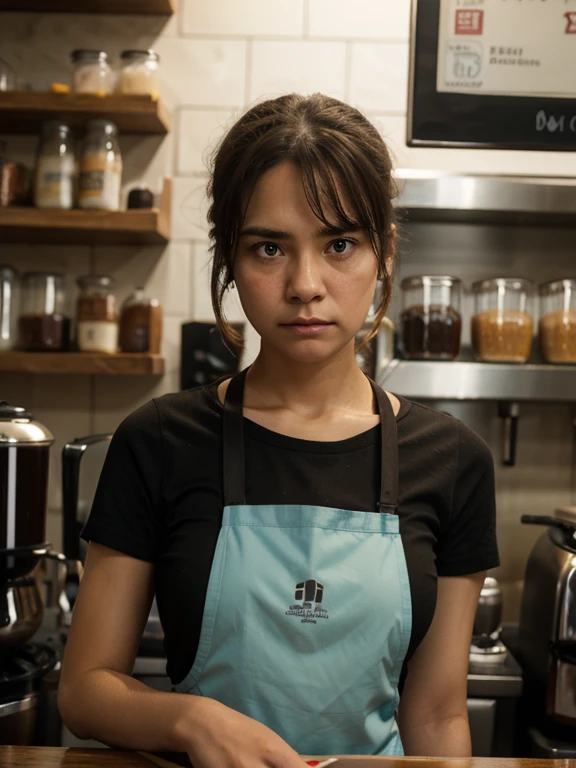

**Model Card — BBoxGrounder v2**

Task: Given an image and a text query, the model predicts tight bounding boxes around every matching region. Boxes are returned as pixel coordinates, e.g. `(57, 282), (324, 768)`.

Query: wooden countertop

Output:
(0, 747), (573, 768)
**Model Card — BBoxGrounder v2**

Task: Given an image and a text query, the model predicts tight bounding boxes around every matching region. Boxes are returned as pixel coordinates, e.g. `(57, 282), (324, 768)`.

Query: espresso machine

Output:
(517, 508), (576, 757)
(0, 401), (65, 744)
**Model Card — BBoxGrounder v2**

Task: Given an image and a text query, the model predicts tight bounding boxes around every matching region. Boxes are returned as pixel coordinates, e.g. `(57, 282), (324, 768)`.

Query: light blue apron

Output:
(175, 367), (412, 756)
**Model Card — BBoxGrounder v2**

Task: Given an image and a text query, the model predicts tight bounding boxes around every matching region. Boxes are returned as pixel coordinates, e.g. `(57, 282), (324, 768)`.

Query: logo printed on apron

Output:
(286, 579), (329, 623)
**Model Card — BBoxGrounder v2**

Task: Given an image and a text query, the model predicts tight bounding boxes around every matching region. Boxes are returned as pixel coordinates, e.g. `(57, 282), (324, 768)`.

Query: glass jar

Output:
(76, 275), (118, 354)
(0, 56), (15, 92)
(78, 120), (122, 211)
(118, 50), (160, 98)
(538, 279), (576, 364)
(0, 265), (19, 351)
(71, 50), (114, 94)
(119, 288), (163, 354)
(400, 275), (462, 360)
(471, 278), (534, 363)
(19, 272), (70, 351)
(34, 121), (76, 210)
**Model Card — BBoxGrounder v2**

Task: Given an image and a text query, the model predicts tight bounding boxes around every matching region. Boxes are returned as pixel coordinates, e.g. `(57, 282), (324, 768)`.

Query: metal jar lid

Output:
(0, 402), (54, 446)
(120, 49), (160, 62)
(401, 275), (461, 290)
(71, 50), (108, 63)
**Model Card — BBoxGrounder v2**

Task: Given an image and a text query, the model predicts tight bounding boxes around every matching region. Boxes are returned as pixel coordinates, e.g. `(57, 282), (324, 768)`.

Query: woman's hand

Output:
(174, 696), (306, 768)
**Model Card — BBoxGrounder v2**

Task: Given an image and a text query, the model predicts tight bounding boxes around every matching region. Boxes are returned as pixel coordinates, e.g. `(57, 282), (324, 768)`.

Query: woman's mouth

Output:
(280, 319), (335, 335)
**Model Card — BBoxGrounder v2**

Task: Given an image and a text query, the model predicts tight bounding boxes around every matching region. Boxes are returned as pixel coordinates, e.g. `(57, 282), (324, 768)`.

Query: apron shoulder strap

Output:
(367, 378), (399, 515)
(222, 368), (249, 506)
(222, 368), (400, 515)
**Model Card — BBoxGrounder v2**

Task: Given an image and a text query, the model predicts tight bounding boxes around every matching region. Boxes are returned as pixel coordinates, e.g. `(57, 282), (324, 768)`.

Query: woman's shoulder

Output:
(395, 395), (493, 465)
(114, 382), (222, 442)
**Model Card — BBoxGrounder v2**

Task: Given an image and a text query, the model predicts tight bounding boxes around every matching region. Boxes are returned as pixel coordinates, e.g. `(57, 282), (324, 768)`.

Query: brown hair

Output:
(207, 92), (398, 351)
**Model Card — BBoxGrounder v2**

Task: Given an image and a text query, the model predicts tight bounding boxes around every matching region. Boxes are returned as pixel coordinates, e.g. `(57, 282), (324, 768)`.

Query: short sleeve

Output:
(81, 399), (162, 562)
(435, 421), (500, 577)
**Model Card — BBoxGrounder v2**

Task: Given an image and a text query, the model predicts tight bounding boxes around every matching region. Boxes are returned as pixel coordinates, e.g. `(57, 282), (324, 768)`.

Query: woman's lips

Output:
(281, 322), (334, 335)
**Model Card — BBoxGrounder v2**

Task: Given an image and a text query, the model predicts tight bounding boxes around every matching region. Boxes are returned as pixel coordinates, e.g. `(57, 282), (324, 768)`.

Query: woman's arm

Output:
(58, 541), (198, 749)
(396, 571), (485, 757)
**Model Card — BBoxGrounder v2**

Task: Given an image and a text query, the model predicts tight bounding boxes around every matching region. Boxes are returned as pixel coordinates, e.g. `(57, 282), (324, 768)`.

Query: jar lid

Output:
(22, 271), (64, 280)
(71, 49), (108, 62)
(0, 402), (54, 446)
(76, 274), (114, 289)
(0, 264), (18, 279)
(85, 119), (118, 135)
(401, 275), (461, 289)
(472, 277), (533, 292)
(41, 120), (72, 135)
(539, 278), (576, 295)
(120, 49), (160, 62)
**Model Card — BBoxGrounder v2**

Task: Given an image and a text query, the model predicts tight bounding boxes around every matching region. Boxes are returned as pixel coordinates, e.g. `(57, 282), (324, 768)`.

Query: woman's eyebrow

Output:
(239, 225), (364, 239)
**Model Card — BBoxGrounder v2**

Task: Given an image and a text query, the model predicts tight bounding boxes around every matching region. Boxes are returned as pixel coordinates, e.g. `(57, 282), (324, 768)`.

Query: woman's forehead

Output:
(243, 161), (359, 227)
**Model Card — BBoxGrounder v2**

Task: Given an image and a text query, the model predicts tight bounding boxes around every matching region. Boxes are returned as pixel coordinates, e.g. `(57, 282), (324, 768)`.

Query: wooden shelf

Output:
(0, 207), (169, 245)
(0, 0), (175, 14)
(0, 92), (170, 135)
(0, 178), (171, 245)
(0, 352), (165, 375)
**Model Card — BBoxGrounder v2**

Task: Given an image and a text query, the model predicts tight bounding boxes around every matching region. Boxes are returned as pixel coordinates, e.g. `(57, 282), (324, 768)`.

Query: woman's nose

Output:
(285, 252), (326, 304)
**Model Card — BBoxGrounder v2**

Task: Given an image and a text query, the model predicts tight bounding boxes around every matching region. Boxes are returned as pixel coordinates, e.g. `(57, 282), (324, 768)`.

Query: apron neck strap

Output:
(222, 366), (399, 514)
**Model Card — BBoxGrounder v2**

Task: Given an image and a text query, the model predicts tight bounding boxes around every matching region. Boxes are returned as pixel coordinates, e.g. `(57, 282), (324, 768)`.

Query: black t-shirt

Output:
(82, 381), (499, 686)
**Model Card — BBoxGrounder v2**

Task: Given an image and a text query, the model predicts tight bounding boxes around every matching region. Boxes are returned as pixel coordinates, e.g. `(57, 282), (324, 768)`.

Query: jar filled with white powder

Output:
(78, 120), (122, 211)
(34, 121), (76, 210)
(118, 50), (160, 98)
(71, 50), (114, 94)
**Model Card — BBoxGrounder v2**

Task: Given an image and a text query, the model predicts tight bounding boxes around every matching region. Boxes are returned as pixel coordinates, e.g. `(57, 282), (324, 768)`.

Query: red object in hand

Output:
(306, 762), (320, 766)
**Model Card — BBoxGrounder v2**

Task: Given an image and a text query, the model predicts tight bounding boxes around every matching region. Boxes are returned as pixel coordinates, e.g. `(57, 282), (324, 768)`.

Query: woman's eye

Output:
(254, 242), (280, 258)
(329, 239), (354, 256)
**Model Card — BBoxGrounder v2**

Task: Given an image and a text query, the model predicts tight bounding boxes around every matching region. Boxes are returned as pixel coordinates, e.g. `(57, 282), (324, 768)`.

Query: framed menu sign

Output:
(408, 0), (576, 150)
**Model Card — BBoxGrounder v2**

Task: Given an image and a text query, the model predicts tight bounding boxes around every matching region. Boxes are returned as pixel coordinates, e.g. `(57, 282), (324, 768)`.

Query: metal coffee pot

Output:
(0, 401), (65, 652)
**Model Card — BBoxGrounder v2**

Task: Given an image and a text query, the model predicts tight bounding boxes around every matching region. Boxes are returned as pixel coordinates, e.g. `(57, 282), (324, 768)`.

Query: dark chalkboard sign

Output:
(408, 0), (576, 151)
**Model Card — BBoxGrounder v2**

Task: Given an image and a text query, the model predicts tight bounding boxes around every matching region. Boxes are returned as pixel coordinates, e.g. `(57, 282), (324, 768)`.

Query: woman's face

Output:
(233, 161), (383, 365)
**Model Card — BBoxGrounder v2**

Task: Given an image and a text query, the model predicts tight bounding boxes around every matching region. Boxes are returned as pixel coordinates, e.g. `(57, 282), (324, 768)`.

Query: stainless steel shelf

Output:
(394, 171), (576, 226)
(378, 359), (576, 402)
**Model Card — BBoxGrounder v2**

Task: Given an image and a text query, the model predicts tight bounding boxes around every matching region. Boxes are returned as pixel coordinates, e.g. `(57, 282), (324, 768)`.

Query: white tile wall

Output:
(2, 0), (576, 615)
(177, 109), (237, 175)
(182, 0), (304, 37)
(308, 0), (411, 40)
(191, 241), (246, 323)
(153, 38), (247, 108)
(250, 41), (347, 103)
(171, 178), (210, 241)
(350, 43), (410, 113)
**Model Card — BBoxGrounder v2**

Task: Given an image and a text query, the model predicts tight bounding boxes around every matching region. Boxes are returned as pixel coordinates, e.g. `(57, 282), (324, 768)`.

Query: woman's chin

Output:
(266, 337), (351, 365)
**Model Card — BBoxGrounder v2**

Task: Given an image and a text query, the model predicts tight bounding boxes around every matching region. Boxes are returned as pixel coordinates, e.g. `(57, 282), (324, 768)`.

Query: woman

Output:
(58, 93), (499, 762)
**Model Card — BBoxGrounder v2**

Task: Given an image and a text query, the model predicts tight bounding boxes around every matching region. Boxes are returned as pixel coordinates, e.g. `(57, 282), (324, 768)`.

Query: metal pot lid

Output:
(480, 576), (502, 598)
(0, 402), (54, 445)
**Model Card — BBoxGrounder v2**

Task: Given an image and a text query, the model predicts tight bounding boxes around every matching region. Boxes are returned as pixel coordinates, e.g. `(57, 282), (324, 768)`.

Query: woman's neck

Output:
(244, 344), (376, 420)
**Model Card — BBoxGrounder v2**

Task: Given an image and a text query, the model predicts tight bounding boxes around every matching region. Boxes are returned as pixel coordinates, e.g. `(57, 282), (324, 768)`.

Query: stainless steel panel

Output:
(394, 172), (576, 224)
(467, 673), (522, 698)
(0, 694), (36, 717)
(552, 659), (576, 724)
(558, 558), (576, 642)
(467, 698), (496, 757)
(379, 359), (576, 402)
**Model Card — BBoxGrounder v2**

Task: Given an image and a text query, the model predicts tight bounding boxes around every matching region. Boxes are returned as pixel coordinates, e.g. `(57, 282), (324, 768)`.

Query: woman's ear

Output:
(380, 224), (396, 279)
